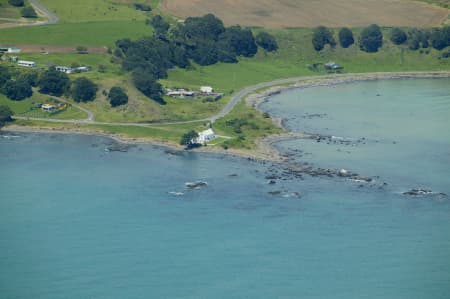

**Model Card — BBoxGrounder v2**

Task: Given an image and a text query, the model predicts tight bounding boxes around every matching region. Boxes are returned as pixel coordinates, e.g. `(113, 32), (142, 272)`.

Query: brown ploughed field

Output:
(161, 0), (449, 27)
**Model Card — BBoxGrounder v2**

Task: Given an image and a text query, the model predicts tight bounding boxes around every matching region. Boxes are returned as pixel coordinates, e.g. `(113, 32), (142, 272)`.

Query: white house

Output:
(0, 46), (21, 53)
(194, 128), (216, 144)
(17, 60), (36, 68)
(166, 89), (195, 97)
(200, 86), (213, 93)
(55, 66), (74, 73)
(42, 104), (56, 111)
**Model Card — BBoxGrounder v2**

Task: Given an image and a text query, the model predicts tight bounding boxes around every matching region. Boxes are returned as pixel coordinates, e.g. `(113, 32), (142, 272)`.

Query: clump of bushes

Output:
(108, 86), (128, 107)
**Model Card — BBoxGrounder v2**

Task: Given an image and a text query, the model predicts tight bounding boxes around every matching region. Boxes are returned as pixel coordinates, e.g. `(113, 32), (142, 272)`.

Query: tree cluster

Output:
(0, 65), (33, 101)
(115, 14), (276, 103)
(408, 28), (430, 50)
(430, 26), (450, 50)
(38, 68), (70, 96)
(38, 67), (98, 102)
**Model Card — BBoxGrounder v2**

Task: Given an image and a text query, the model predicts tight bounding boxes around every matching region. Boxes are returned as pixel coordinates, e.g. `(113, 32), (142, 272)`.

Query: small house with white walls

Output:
(0, 46), (21, 53)
(200, 86), (213, 94)
(194, 128), (216, 144)
(17, 60), (36, 67)
(55, 66), (74, 73)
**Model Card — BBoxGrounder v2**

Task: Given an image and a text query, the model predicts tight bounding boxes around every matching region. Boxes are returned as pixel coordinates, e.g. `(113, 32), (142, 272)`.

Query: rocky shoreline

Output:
(2, 71), (450, 198)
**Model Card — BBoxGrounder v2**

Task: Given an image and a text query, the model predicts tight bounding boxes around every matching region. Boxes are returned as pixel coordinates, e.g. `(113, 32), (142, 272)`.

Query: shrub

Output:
(255, 32), (278, 52)
(134, 3), (151, 11)
(21, 6), (37, 18)
(390, 27), (407, 45)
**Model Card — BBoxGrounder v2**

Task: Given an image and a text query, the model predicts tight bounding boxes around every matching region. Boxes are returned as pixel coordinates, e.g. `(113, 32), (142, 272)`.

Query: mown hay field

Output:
(162, 0), (449, 27)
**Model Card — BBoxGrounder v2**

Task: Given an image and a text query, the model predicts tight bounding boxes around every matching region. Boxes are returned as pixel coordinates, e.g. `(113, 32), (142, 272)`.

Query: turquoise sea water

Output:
(1, 79), (450, 298)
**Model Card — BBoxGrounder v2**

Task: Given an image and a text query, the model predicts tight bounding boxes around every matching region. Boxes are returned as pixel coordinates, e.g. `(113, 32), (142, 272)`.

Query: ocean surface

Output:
(1, 78), (450, 299)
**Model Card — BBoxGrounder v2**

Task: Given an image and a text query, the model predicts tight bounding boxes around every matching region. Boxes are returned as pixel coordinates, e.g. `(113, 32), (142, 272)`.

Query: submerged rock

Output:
(185, 181), (208, 189)
(402, 189), (448, 198)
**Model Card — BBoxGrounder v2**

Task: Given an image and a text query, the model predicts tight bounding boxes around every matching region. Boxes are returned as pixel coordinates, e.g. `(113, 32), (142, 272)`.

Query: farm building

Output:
(42, 104), (56, 111)
(17, 60), (37, 68)
(0, 46), (21, 54)
(200, 86), (213, 93)
(325, 62), (343, 70)
(194, 128), (216, 144)
(166, 89), (195, 97)
(56, 66), (74, 74)
(55, 66), (89, 74)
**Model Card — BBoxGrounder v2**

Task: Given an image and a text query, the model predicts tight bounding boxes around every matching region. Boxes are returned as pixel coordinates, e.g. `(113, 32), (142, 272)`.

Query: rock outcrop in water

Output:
(403, 189), (447, 198)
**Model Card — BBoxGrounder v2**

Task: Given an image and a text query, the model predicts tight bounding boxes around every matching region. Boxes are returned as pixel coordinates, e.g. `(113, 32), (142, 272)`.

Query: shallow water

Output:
(262, 78), (450, 194)
(1, 79), (450, 298)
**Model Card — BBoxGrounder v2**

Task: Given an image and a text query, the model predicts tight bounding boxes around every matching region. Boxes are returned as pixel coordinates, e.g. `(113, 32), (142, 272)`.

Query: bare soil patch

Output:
(162, 0), (449, 28)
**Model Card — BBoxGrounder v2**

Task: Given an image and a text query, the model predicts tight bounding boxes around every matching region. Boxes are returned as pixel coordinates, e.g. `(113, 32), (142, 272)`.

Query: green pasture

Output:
(0, 21), (151, 46)
(15, 53), (123, 78)
(0, 93), (86, 119)
(164, 28), (450, 94)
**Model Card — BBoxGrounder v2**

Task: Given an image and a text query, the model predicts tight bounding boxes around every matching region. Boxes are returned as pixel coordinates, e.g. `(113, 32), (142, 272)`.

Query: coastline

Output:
(3, 71), (450, 162)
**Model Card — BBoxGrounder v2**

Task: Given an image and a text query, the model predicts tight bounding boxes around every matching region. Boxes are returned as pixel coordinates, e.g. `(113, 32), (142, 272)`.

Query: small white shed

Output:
(200, 86), (213, 93)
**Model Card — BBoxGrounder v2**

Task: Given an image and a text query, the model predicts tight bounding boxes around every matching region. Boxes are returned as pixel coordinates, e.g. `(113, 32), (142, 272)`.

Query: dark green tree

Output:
(0, 66), (11, 87)
(430, 26), (450, 50)
(132, 69), (165, 104)
(256, 31), (278, 52)
(312, 26), (336, 51)
(222, 26), (257, 57)
(70, 77), (97, 102)
(108, 86), (128, 107)
(338, 27), (354, 48)
(180, 130), (199, 146)
(2, 79), (32, 101)
(21, 6), (37, 18)
(151, 15), (170, 36)
(390, 27), (407, 45)
(0, 105), (13, 124)
(359, 24), (383, 53)
(38, 68), (70, 96)
(18, 70), (39, 87)
(189, 40), (219, 65)
(183, 14), (225, 42)
(8, 0), (24, 7)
